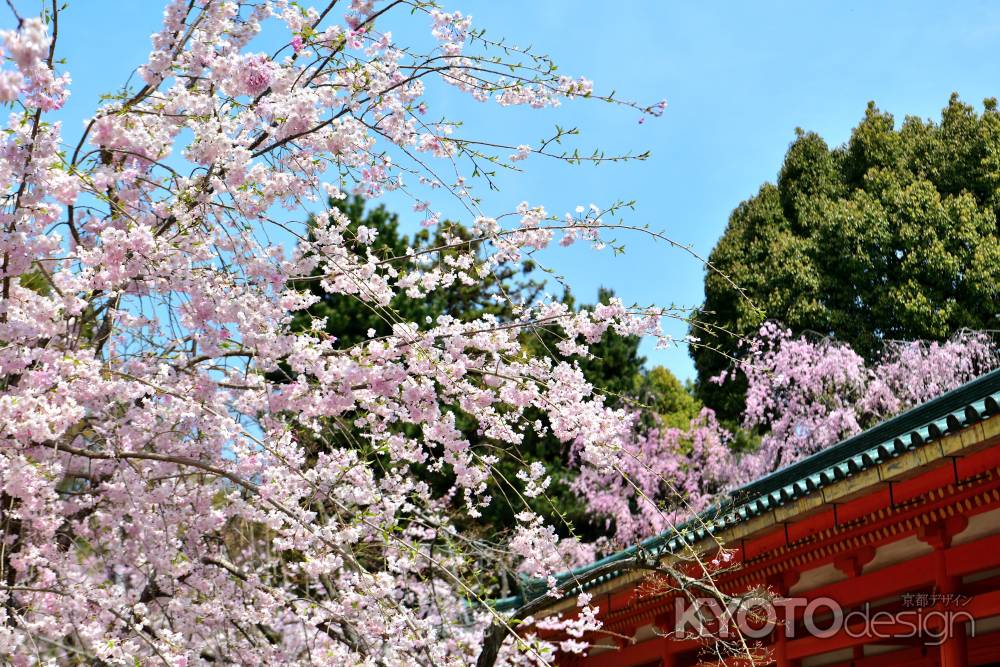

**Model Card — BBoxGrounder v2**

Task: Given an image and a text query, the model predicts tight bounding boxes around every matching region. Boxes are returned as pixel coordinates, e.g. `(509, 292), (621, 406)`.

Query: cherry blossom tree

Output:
(574, 325), (998, 546)
(0, 1), (689, 665)
(737, 324), (999, 477)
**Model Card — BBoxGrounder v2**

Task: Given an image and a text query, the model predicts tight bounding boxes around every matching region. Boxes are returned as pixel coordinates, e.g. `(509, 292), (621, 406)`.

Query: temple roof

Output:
(495, 367), (1000, 611)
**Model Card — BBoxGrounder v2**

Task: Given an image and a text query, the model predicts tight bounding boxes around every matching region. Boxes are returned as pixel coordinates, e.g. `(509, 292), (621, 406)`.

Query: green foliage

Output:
(19, 269), (51, 296)
(634, 365), (701, 429)
(694, 94), (1000, 421)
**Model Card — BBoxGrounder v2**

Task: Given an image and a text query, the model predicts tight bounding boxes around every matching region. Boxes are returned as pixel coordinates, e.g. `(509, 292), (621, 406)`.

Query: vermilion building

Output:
(511, 369), (1000, 666)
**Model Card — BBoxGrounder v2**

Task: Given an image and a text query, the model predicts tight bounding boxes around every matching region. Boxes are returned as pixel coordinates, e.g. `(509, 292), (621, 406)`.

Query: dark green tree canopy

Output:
(694, 94), (1000, 420)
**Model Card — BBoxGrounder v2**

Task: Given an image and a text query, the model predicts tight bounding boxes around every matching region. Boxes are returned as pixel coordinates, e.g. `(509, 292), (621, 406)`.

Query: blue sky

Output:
(31, 0), (1000, 380)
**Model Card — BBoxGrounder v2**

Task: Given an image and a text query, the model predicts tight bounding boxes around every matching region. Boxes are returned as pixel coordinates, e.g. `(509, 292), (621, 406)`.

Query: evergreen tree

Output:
(694, 94), (1000, 420)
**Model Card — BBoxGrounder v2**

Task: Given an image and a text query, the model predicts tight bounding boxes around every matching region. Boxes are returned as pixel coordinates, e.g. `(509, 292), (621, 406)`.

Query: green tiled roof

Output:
(495, 367), (1000, 611)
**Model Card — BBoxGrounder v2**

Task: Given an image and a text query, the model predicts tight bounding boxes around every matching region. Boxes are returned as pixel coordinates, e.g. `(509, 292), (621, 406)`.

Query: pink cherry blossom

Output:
(242, 53), (274, 95)
(737, 325), (998, 477)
